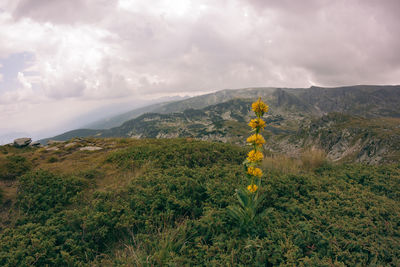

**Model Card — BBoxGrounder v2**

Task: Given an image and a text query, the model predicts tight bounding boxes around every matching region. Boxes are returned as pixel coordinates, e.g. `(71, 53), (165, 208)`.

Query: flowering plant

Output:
(228, 97), (268, 231)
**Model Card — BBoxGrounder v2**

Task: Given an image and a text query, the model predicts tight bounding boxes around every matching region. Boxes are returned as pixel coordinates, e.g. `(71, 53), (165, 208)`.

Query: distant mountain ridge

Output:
(290, 85), (400, 117)
(82, 95), (190, 129)
(40, 85), (400, 163)
(86, 85), (400, 130)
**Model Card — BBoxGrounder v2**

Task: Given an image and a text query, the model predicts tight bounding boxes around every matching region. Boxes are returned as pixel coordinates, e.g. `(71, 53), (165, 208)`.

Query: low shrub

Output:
(0, 155), (31, 180)
(47, 156), (58, 163)
(0, 139), (399, 266)
(106, 139), (246, 170)
(17, 170), (86, 222)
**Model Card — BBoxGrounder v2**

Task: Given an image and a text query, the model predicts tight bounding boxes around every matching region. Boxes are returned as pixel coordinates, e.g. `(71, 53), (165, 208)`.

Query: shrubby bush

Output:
(106, 138), (245, 170)
(0, 155), (31, 180)
(0, 171), (88, 266)
(17, 170), (86, 223)
(0, 139), (399, 266)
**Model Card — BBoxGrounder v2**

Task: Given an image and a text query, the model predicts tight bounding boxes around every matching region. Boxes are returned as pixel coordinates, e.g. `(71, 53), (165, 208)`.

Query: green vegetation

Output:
(0, 155), (32, 180)
(0, 138), (399, 266)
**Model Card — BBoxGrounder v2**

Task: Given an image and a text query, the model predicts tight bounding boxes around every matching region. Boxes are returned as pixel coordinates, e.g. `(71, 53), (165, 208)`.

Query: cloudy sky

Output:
(1, 0), (400, 142)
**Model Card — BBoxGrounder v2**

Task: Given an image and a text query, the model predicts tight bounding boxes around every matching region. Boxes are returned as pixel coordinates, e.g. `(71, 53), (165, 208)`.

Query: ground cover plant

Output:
(0, 137), (399, 266)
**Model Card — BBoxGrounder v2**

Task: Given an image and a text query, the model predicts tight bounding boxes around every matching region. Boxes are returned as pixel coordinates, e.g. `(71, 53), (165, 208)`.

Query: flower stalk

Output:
(227, 97), (269, 231)
(245, 97), (268, 193)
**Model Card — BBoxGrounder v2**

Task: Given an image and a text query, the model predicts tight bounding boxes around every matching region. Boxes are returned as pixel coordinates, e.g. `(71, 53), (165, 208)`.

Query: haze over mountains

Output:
(40, 85), (400, 164)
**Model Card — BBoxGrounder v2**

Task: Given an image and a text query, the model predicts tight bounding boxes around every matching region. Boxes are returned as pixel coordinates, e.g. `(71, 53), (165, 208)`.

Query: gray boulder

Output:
(13, 138), (32, 148)
(30, 141), (41, 147)
(64, 142), (77, 148)
(79, 146), (102, 151)
(48, 140), (64, 145)
(46, 146), (60, 151)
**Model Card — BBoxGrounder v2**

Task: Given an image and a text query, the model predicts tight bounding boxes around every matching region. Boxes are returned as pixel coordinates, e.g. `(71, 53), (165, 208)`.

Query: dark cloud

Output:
(1, 0), (400, 137)
(12, 0), (117, 24)
(238, 0), (400, 85)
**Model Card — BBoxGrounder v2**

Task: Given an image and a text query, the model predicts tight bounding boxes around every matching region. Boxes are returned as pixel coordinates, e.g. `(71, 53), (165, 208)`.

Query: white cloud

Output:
(0, 0), (399, 139)
(17, 72), (31, 88)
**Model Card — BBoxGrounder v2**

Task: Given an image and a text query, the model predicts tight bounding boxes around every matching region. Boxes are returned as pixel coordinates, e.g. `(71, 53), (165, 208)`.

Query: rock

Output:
(13, 138), (32, 148)
(64, 142), (77, 148)
(46, 147), (59, 151)
(79, 146), (102, 151)
(48, 140), (64, 145)
(30, 141), (41, 147)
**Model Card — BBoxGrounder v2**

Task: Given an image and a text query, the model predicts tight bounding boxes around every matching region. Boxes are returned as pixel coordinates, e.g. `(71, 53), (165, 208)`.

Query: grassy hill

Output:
(0, 138), (399, 266)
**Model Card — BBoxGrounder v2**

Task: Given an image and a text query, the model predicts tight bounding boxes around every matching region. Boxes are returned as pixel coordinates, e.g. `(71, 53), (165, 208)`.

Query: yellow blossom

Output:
(247, 150), (263, 162)
(252, 98), (269, 115)
(248, 118), (266, 130)
(247, 167), (263, 177)
(247, 184), (258, 193)
(246, 134), (265, 146)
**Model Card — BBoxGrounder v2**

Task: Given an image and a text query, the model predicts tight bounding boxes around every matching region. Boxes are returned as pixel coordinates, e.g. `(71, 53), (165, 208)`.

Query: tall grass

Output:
(262, 154), (303, 174)
(262, 148), (328, 174)
(300, 147), (327, 171)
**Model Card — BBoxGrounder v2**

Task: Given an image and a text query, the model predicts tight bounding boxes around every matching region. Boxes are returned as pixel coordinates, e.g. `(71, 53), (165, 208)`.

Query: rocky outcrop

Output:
(30, 141), (41, 147)
(64, 142), (77, 148)
(278, 113), (400, 164)
(46, 147), (59, 151)
(13, 138), (31, 148)
(79, 146), (102, 151)
(48, 140), (65, 145)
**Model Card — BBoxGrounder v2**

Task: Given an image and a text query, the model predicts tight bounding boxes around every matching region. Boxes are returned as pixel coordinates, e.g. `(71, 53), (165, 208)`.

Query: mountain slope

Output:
(266, 113), (400, 164)
(42, 97), (302, 144)
(41, 85), (400, 163)
(83, 103), (162, 129)
(290, 85), (400, 117)
(84, 85), (400, 130)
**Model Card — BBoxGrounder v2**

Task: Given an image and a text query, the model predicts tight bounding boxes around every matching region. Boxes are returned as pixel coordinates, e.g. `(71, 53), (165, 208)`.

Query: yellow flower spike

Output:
(248, 118), (266, 130)
(246, 134), (265, 146)
(252, 97), (269, 116)
(247, 184), (258, 193)
(247, 166), (263, 177)
(247, 150), (264, 162)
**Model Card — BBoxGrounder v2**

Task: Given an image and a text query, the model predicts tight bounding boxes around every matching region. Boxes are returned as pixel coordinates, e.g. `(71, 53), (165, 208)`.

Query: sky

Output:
(1, 0), (400, 143)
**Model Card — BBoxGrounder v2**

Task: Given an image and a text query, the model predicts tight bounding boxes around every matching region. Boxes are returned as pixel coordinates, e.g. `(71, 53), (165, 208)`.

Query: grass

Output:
(262, 147), (328, 175)
(300, 147), (327, 171)
(0, 138), (399, 266)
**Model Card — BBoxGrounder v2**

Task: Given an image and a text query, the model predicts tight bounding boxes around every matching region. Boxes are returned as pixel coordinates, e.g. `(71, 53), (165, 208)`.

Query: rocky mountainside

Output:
(40, 95), (307, 144)
(82, 87), (278, 129)
(266, 113), (400, 164)
(41, 85), (400, 163)
(83, 85), (400, 130)
(290, 85), (400, 117)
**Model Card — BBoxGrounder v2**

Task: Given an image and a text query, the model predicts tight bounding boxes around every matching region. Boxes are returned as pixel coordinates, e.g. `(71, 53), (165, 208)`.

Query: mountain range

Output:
(40, 85), (400, 163)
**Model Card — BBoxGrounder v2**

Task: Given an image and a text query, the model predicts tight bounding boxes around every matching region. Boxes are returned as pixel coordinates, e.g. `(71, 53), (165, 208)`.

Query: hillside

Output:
(83, 103), (162, 130)
(266, 113), (400, 164)
(42, 85), (400, 164)
(0, 138), (399, 266)
(40, 97), (301, 144)
(81, 85), (400, 130)
(291, 85), (400, 117)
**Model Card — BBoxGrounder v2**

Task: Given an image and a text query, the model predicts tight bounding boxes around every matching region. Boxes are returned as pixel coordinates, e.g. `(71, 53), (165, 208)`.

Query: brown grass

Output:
(262, 154), (303, 175)
(300, 147), (327, 171)
(0, 138), (144, 205)
(262, 147), (328, 174)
